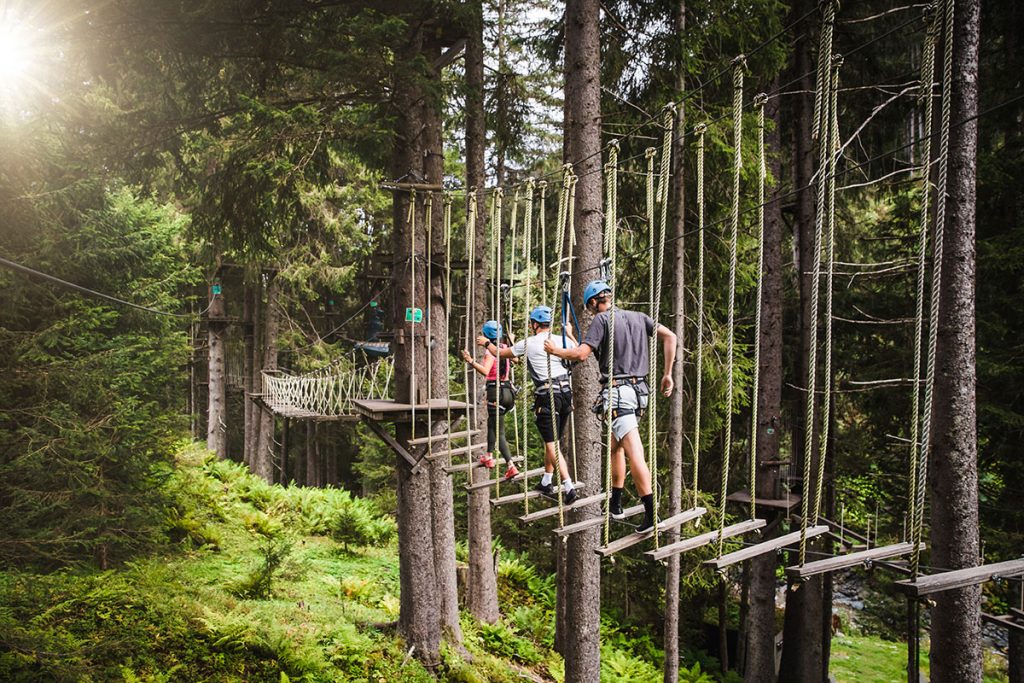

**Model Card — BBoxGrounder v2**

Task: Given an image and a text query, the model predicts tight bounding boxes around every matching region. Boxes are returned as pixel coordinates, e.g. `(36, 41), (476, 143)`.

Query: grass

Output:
(831, 634), (1008, 683)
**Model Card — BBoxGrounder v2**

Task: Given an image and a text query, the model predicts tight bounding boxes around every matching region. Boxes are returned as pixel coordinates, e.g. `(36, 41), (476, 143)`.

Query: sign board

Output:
(405, 307), (423, 323)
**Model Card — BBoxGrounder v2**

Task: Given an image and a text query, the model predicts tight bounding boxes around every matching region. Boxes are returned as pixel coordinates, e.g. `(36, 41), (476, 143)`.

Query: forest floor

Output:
(0, 443), (1010, 682)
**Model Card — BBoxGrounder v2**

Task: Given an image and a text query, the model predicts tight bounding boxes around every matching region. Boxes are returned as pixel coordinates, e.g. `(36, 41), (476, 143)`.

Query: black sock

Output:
(641, 493), (654, 519)
(611, 487), (624, 508)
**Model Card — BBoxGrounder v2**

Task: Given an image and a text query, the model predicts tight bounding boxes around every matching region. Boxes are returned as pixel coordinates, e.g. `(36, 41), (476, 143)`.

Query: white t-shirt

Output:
(511, 330), (577, 385)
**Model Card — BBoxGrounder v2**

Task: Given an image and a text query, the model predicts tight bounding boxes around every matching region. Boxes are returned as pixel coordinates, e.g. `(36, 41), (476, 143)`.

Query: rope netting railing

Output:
(262, 357), (394, 418)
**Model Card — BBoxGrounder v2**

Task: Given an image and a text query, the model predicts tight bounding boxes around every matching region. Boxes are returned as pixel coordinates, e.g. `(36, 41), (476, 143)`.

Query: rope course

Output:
(262, 356), (394, 419)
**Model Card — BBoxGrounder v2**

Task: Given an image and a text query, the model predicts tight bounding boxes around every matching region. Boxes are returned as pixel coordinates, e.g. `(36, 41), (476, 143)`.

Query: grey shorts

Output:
(595, 383), (649, 441)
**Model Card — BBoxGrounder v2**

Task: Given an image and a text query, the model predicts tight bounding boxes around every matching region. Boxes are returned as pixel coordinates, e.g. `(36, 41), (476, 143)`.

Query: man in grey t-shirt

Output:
(545, 279), (677, 533)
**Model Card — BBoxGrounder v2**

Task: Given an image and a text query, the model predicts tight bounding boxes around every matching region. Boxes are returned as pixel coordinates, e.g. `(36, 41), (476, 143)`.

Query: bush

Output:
(326, 498), (395, 553)
(231, 538), (293, 600)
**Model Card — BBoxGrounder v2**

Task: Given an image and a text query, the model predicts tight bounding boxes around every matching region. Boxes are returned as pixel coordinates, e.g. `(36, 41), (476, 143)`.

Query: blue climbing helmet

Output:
(481, 320), (502, 341)
(529, 305), (552, 324)
(583, 279), (612, 306)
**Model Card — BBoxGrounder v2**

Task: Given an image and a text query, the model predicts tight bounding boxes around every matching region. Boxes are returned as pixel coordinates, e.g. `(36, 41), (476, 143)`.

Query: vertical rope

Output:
(814, 57), (842, 525)
(908, 6), (938, 549)
(799, 0), (837, 565)
(493, 187), (504, 494)
(645, 145), (658, 531)
(692, 123), (707, 509)
(550, 165), (574, 530)
(602, 141), (619, 549)
(566, 173), (580, 481)
(913, 0), (955, 578)
(716, 57), (745, 557)
(509, 188), (521, 463)
(409, 189), (417, 442)
(465, 191), (478, 472)
(522, 180), (535, 512)
(751, 93), (768, 521)
(652, 106), (673, 547)
(426, 193), (433, 460)
(444, 194), (453, 466)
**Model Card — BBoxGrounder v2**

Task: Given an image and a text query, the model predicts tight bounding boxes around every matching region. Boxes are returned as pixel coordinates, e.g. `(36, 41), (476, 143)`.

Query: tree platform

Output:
(351, 398), (469, 422)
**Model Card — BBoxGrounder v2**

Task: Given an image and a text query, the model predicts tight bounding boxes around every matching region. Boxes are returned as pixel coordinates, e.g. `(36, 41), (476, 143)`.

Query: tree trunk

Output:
(390, 20), (446, 667)
(206, 277), (228, 458)
(663, 4), (686, 680)
(563, 1), (603, 680)
(779, 2), (826, 679)
(929, 1), (981, 680)
(243, 280), (256, 467)
(253, 275), (281, 482)
(306, 421), (318, 487)
(1010, 626), (1024, 683)
(246, 278), (262, 469)
(464, 3), (501, 625)
(745, 79), (785, 683)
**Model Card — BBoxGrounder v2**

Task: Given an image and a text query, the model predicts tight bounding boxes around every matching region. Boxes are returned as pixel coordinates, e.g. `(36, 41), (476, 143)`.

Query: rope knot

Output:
(645, 147), (657, 159)
(693, 123), (708, 136)
(753, 93), (769, 109)
(832, 53), (844, 69)
(731, 54), (747, 71)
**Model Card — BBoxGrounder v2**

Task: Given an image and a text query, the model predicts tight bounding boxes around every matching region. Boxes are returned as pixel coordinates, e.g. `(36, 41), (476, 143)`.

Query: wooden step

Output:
(443, 456), (522, 475)
(786, 542), (920, 580)
(553, 504), (645, 537)
(491, 481), (586, 506)
(703, 525), (829, 572)
(424, 442), (487, 461)
(595, 507), (708, 558)
(518, 492), (607, 523)
(408, 429), (481, 446)
(647, 518), (767, 562)
(895, 557), (1024, 597)
(465, 466), (546, 491)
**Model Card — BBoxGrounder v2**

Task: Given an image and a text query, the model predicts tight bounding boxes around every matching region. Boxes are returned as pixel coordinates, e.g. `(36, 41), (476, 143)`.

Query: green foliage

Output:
(231, 538), (293, 600)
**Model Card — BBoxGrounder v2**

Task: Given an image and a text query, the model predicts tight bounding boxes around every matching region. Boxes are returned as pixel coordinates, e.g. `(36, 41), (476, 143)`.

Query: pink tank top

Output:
(485, 347), (510, 381)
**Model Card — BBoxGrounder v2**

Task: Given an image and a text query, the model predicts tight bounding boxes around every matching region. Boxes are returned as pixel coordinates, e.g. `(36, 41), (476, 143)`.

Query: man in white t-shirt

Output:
(477, 305), (578, 504)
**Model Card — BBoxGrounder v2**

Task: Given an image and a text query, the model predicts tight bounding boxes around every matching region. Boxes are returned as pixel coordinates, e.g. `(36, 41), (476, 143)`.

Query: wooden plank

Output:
(704, 525), (830, 571)
(646, 518), (767, 561)
(726, 490), (802, 511)
(553, 505), (645, 537)
(443, 456), (522, 475)
(352, 398), (470, 422)
(408, 429), (480, 446)
(895, 558), (1024, 597)
(595, 507), (708, 558)
(982, 613), (1024, 635)
(466, 467), (546, 492)
(785, 542), (919, 580)
(518, 493), (607, 523)
(491, 482), (586, 507)
(361, 417), (421, 473)
(424, 442), (486, 461)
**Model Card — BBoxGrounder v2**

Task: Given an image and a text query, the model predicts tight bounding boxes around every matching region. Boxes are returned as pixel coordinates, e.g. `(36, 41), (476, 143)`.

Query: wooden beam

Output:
(518, 493), (607, 523)
(553, 505), (644, 537)
(785, 542), (920, 580)
(595, 507), (708, 558)
(894, 558), (1024, 597)
(703, 525), (830, 572)
(443, 456), (522, 475)
(465, 467), (547, 492)
(982, 612), (1024, 635)
(491, 482), (586, 506)
(361, 417), (421, 473)
(380, 182), (446, 192)
(408, 429), (480, 446)
(646, 518), (767, 562)
(726, 490), (802, 511)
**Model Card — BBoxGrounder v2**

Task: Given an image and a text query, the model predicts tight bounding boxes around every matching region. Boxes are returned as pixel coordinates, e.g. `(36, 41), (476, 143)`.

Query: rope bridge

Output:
(261, 357), (394, 420)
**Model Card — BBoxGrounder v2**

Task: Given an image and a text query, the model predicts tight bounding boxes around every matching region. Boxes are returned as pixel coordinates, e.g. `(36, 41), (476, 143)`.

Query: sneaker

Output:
(610, 501), (625, 520)
(635, 516), (655, 534)
(563, 488), (579, 505)
(479, 454), (496, 469)
(503, 464), (520, 481)
(534, 481), (555, 496)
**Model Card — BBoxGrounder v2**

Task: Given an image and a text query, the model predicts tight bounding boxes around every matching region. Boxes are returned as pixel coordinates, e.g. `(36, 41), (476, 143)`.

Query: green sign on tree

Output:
(405, 307), (423, 323)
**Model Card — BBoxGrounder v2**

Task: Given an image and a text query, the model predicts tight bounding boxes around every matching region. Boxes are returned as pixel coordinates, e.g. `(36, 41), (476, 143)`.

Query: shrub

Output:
(231, 538), (293, 600)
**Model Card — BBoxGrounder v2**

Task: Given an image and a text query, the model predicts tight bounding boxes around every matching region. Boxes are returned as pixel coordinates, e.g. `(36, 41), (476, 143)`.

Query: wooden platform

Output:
(491, 482), (586, 507)
(647, 518), (767, 562)
(253, 397), (360, 422)
(595, 507), (708, 558)
(519, 493), (607, 523)
(704, 525), (830, 571)
(465, 466), (546, 492)
(726, 490), (802, 512)
(553, 504), (644, 537)
(895, 558), (1024, 597)
(785, 542), (920, 580)
(352, 398), (470, 422)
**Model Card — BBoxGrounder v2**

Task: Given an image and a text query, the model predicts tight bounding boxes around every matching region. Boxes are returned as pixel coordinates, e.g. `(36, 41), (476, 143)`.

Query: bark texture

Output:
(928, 1), (982, 680)
(563, 1), (602, 680)
(745, 82), (785, 683)
(663, 4), (686, 679)
(464, 5), (500, 624)
(206, 279), (227, 459)
(253, 276), (280, 482)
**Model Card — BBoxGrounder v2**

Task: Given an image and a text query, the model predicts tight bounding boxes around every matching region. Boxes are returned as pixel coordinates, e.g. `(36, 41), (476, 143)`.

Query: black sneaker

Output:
(635, 516), (655, 534)
(563, 488), (579, 505)
(534, 482), (554, 497)
(610, 501), (625, 519)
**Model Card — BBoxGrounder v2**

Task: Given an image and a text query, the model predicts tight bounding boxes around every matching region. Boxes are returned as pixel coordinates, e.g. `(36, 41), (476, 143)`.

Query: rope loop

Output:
(753, 92), (768, 109)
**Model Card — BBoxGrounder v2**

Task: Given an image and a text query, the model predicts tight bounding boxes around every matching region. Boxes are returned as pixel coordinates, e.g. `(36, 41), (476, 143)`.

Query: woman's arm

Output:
(461, 349), (495, 377)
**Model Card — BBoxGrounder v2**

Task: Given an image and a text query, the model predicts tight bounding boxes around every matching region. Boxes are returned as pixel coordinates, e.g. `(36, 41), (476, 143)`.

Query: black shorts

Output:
(534, 390), (573, 443)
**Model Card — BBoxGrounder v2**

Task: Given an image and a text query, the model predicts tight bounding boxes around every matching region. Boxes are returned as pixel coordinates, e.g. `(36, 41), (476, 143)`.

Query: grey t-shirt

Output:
(582, 308), (656, 382)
